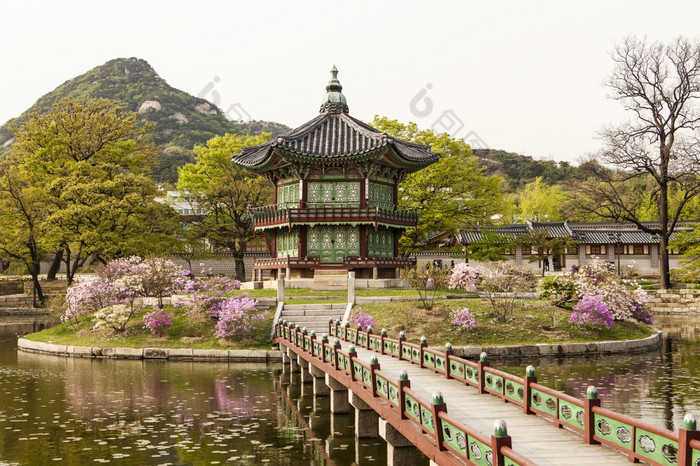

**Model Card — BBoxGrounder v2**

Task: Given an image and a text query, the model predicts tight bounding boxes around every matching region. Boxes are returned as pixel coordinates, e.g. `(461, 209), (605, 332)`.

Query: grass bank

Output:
(24, 306), (274, 350)
(359, 298), (653, 346)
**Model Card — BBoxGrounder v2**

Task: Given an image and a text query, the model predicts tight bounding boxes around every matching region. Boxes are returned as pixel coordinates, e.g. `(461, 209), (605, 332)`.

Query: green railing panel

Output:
(329, 326), (336, 337)
(358, 333), (366, 346)
(423, 351), (436, 369)
(465, 365), (479, 385)
(503, 454), (523, 466)
(441, 419), (467, 458)
(388, 381), (400, 406)
(383, 340), (392, 354)
(420, 403), (435, 434)
(449, 360), (465, 379)
(484, 373), (504, 394)
(353, 361), (363, 380)
(376, 375), (388, 398)
(304, 339), (310, 352)
(411, 347), (421, 363)
(369, 335), (380, 351)
(558, 400), (585, 430)
(324, 346), (333, 363)
(467, 435), (493, 466)
(401, 346), (412, 359)
(691, 445), (700, 465)
(347, 329), (356, 341)
(363, 366), (371, 388)
(504, 380), (524, 404)
(635, 427), (678, 466)
(404, 393), (421, 423)
(531, 389), (557, 417)
(592, 413), (633, 451)
(391, 342), (400, 356)
(313, 341), (321, 357)
(435, 355), (446, 372)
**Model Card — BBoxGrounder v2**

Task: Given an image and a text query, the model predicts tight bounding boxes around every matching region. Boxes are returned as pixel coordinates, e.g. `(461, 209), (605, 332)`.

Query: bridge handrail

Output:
(276, 320), (536, 466)
(325, 320), (700, 466)
(500, 446), (538, 466)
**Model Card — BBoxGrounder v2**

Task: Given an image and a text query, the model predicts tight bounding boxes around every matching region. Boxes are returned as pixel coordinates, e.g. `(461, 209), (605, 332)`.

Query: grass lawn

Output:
(25, 306), (275, 350)
(359, 298), (653, 347)
(242, 287), (467, 299)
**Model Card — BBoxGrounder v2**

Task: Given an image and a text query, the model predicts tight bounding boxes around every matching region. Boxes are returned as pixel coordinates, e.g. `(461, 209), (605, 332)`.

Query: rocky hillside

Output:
(0, 58), (290, 182)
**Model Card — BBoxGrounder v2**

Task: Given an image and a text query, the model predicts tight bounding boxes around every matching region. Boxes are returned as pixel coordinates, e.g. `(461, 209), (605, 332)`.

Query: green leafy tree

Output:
(519, 177), (566, 222)
(371, 117), (504, 253)
(177, 133), (273, 281)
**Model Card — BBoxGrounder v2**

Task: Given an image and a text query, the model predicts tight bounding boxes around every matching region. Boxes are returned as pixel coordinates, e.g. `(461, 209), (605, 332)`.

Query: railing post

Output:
(301, 327), (308, 352)
(321, 334), (329, 363)
(369, 355), (380, 397)
(478, 352), (489, 394)
(333, 338), (342, 369)
(328, 318), (334, 337)
(398, 369), (410, 420)
(419, 336), (427, 368)
(294, 325), (301, 347)
(380, 328), (387, 355)
(398, 331), (406, 361)
(432, 391), (448, 451)
(366, 326), (373, 350)
(348, 345), (357, 381)
(444, 343), (454, 379)
(355, 323), (362, 345)
(523, 365), (537, 415)
(678, 413), (700, 466)
(343, 321), (350, 341)
(491, 420), (511, 466)
(584, 386), (601, 445)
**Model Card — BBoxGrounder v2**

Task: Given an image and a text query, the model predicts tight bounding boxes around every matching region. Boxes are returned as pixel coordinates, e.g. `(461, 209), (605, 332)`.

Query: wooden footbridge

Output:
(274, 320), (700, 466)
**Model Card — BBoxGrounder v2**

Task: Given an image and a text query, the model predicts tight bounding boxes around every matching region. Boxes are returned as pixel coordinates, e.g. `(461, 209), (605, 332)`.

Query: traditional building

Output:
(232, 67), (439, 281)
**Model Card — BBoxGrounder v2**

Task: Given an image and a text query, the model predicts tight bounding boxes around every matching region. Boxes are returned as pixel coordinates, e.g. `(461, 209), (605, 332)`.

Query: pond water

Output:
(0, 316), (697, 465)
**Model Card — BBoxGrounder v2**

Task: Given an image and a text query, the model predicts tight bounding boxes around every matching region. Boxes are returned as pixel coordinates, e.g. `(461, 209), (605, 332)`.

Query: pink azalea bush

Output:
(92, 304), (133, 332)
(450, 307), (477, 331)
(63, 276), (114, 324)
(214, 295), (263, 339)
(570, 295), (615, 328)
(143, 308), (175, 335)
(448, 263), (478, 291)
(349, 308), (376, 330)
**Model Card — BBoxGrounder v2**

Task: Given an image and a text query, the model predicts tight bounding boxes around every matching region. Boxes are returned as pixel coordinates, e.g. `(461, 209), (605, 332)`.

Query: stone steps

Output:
(312, 270), (348, 291)
(279, 301), (346, 335)
(0, 294), (34, 308)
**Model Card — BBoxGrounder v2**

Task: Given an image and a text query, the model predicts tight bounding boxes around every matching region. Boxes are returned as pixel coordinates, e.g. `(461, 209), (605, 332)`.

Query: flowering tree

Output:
(571, 257), (652, 324)
(138, 257), (183, 308)
(401, 264), (451, 311)
(478, 262), (536, 322)
(63, 276), (114, 324)
(448, 263), (478, 291)
(570, 295), (614, 328)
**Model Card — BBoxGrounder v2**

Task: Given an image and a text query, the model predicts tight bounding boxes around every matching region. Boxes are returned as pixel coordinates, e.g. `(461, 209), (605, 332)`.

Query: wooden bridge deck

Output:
(346, 343), (630, 465)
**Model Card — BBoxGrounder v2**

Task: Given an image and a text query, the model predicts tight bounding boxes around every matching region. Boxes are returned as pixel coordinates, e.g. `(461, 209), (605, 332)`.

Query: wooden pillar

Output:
(359, 225), (368, 258)
(360, 177), (368, 208)
(299, 179), (307, 208)
(299, 226), (308, 258)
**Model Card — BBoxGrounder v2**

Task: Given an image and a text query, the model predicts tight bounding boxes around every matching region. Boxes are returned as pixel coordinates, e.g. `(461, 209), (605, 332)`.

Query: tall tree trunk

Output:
(31, 259), (44, 308)
(234, 245), (246, 282)
(46, 249), (63, 280)
(658, 182), (671, 289)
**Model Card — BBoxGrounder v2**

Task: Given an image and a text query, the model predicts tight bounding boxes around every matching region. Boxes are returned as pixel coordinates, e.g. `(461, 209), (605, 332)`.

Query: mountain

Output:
(0, 58), (290, 182)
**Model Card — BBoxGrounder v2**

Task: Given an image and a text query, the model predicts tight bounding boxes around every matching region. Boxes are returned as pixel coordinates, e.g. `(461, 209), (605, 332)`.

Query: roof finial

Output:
(320, 65), (349, 114)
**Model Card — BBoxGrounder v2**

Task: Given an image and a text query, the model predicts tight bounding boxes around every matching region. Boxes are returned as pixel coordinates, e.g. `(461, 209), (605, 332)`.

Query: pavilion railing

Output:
(250, 204), (419, 228)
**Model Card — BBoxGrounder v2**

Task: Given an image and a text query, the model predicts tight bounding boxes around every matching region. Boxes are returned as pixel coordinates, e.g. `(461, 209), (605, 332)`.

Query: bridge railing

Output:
(276, 320), (537, 466)
(326, 319), (700, 466)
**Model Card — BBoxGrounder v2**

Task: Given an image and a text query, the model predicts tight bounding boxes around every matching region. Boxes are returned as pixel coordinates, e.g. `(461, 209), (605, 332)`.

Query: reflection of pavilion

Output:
(232, 68), (438, 283)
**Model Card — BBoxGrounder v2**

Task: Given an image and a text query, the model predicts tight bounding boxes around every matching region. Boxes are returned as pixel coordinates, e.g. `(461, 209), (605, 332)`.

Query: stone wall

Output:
(646, 289), (700, 314)
(0, 281), (24, 296)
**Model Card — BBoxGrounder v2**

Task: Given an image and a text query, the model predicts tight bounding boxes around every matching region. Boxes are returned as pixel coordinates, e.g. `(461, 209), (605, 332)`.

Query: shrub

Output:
(450, 307), (477, 331)
(448, 263), (478, 291)
(537, 275), (575, 308)
(570, 295), (614, 328)
(478, 262), (536, 322)
(138, 257), (183, 308)
(143, 308), (174, 335)
(213, 294), (266, 340)
(349, 308), (376, 330)
(63, 276), (113, 324)
(401, 264), (451, 311)
(93, 304), (133, 332)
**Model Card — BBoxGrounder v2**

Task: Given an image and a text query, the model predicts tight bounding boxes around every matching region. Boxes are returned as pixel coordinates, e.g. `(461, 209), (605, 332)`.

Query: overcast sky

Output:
(2, 1), (700, 163)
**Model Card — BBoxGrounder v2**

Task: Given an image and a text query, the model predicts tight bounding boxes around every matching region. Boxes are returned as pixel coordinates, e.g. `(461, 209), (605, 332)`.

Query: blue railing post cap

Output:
(367, 326), (373, 334)
(587, 386), (598, 399)
(348, 344), (356, 353)
(370, 355), (379, 365)
(381, 328), (387, 336)
(526, 365), (536, 377)
(334, 338), (340, 345)
(445, 342), (452, 351)
(494, 419), (508, 437)
(420, 336), (427, 345)
(683, 413), (697, 430)
(480, 352), (488, 362)
(399, 369), (409, 381)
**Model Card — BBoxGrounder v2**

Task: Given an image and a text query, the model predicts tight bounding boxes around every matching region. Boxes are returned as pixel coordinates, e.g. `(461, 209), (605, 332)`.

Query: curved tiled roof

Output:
(234, 111), (439, 168)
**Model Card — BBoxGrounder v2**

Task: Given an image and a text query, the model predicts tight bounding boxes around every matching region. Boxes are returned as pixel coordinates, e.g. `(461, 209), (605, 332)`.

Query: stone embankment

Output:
(647, 289), (700, 314)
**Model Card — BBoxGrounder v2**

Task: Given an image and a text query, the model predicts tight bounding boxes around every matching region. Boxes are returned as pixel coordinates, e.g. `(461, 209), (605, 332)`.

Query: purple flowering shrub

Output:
(349, 308), (376, 330)
(143, 308), (175, 335)
(448, 263), (478, 291)
(570, 295), (615, 328)
(214, 295), (264, 339)
(570, 257), (653, 326)
(450, 307), (477, 331)
(63, 276), (115, 324)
